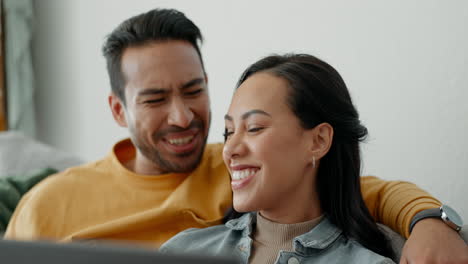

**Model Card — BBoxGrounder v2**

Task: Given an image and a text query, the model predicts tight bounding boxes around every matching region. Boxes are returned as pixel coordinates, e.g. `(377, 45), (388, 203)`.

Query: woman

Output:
(160, 54), (395, 263)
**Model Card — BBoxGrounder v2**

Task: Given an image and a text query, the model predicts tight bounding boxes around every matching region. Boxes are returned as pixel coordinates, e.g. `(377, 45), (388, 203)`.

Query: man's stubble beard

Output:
(129, 114), (211, 174)
(135, 135), (207, 173)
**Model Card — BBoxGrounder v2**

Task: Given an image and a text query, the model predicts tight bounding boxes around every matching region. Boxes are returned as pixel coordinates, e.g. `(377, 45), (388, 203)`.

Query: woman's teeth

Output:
(231, 169), (258, 180)
(168, 135), (194, 145)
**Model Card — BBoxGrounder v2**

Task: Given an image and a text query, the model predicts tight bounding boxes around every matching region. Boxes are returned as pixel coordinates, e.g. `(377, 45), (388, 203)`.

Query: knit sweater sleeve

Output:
(360, 176), (441, 238)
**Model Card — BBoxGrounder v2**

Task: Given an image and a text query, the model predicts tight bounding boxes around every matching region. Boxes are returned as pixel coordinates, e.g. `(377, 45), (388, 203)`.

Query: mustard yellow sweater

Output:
(5, 139), (440, 245)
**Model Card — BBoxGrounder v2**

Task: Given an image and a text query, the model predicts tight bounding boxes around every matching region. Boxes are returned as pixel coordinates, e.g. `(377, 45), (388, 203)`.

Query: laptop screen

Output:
(0, 239), (238, 264)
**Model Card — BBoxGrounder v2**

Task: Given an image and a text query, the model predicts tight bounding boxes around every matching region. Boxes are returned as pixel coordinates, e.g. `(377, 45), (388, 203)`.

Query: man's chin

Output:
(168, 137), (207, 171)
(163, 161), (200, 173)
(158, 148), (205, 173)
(141, 133), (207, 173)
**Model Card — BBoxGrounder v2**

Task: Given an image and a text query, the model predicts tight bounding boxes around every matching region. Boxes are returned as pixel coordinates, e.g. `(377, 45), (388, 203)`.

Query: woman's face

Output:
(223, 72), (319, 222)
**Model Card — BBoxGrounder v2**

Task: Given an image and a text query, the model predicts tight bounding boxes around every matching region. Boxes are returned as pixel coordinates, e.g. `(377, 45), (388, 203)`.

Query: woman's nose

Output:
(223, 131), (247, 160)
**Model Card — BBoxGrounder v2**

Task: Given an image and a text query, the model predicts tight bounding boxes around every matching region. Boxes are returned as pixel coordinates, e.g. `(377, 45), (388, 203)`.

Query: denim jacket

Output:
(160, 212), (395, 264)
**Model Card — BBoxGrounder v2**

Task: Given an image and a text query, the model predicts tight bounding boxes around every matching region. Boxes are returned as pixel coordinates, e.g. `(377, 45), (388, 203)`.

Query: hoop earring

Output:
(313, 156), (316, 169)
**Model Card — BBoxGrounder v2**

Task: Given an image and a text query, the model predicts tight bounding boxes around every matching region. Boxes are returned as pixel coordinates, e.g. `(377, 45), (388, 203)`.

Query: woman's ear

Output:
(108, 93), (128, 128)
(309, 122), (334, 160)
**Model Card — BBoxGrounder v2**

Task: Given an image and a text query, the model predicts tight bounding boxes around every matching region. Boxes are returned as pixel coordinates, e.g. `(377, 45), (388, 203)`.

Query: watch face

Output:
(442, 205), (464, 227)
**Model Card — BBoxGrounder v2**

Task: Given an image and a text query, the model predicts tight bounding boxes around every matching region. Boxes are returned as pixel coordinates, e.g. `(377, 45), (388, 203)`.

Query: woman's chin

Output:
(233, 200), (256, 213)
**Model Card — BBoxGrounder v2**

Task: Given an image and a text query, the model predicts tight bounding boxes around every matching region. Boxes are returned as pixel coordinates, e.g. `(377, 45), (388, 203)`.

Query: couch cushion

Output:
(0, 131), (83, 177)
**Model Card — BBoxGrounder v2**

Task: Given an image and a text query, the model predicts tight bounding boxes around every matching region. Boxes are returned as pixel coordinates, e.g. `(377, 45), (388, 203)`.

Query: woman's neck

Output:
(259, 192), (322, 224)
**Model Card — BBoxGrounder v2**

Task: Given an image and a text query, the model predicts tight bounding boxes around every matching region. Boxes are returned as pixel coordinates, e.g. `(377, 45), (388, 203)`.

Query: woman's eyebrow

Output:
(224, 114), (233, 121)
(224, 109), (271, 121)
(241, 109), (271, 120)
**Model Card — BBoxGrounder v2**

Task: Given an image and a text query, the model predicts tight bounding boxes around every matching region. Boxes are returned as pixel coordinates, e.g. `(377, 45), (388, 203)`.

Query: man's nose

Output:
(167, 98), (194, 128)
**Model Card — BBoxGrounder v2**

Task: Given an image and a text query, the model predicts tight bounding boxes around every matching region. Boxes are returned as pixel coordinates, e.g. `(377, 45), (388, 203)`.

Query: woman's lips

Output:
(230, 166), (260, 190)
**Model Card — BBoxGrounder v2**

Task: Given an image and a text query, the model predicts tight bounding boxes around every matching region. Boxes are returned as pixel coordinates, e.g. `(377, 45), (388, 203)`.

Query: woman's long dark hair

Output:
(224, 54), (394, 259)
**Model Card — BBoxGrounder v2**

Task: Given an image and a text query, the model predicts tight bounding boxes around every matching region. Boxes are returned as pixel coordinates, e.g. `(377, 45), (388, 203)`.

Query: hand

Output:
(400, 218), (468, 264)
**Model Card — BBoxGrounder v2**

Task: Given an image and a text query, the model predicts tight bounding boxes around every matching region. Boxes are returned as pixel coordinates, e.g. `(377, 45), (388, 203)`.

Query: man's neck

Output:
(127, 151), (165, 175)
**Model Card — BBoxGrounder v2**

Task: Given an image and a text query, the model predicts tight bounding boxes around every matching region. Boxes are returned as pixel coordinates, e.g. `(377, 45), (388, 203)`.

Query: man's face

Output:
(111, 40), (210, 174)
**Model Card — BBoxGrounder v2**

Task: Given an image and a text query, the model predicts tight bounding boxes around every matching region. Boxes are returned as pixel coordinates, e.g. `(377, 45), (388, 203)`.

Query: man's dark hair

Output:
(102, 8), (204, 104)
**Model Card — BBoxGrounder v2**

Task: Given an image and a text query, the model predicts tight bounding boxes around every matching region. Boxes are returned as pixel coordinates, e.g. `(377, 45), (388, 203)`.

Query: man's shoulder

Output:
(24, 158), (109, 201)
(205, 143), (223, 156)
(4, 157), (112, 239)
(204, 143), (224, 166)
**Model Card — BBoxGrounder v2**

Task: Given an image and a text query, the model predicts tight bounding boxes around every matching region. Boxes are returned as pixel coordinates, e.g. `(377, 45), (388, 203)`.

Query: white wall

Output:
(33, 0), (468, 220)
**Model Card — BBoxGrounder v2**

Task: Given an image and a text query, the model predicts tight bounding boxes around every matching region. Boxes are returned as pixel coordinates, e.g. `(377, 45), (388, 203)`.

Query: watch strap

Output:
(409, 208), (441, 233)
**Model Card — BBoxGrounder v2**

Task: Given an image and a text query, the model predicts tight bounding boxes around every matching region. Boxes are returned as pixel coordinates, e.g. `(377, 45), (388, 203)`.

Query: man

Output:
(5, 8), (467, 263)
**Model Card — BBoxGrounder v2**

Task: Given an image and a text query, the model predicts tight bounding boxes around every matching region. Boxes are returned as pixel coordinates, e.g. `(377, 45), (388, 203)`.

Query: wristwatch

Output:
(409, 205), (464, 233)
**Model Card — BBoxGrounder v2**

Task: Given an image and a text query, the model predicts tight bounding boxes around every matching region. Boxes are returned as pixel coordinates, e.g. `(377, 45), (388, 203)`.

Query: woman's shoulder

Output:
(294, 217), (395, 263)
(159, 224), (237, 255)
(334, 237), (395, 264)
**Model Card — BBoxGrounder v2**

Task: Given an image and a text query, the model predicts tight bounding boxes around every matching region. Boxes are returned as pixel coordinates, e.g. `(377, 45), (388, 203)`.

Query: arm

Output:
(360, 175), (441, 238)
(400, 218), (468, 264)
(361, 176), (468, 264)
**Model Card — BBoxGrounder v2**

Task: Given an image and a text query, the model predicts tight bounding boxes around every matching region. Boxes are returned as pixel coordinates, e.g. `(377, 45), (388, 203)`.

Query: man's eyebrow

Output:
(224, 110), (271, 121)
(136, 78), (204, 96)
(137, 88), (167, 96)
(180, 78), (205, 90)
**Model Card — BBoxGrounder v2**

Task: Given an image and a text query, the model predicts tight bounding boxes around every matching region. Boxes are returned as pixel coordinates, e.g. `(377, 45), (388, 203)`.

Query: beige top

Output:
(249, 213), (323, 264)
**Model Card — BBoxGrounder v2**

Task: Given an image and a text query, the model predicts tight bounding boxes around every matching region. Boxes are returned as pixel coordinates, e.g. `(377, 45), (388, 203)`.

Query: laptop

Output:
(0, 239), (238, 264)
